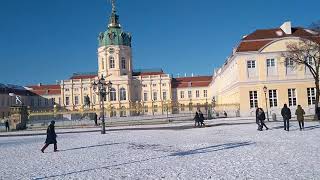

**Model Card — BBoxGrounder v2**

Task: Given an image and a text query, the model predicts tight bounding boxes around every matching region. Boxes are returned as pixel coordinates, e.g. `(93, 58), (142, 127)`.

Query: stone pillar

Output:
(9, 105), (28, 130)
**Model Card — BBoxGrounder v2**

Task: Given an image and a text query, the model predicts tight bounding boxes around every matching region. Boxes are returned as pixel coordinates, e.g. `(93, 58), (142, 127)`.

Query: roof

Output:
(171, 76), (212, 88)
(70, 72), (97, 79)
(133, 68), (164, 76)
(237, 27), (320, 52)
(0, 83), (31, 96)
(27, 84), (61, 96)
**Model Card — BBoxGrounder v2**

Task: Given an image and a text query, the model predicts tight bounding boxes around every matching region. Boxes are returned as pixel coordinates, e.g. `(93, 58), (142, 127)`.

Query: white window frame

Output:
(307, 87), (316, 105)
(249, 91), (258, 108)
(120, 88), (126, 101)
(74, 96), (79, 105)
(143, 92), (148, 101)
(110, 88), (116, 101)
(163, 91), (167, 100)
(196, 90), (200, 98)
(180, 91), (184, 99)
(288, 88), (297, 107)
(153, 92), (157, 101)
(109, 56), (115, 69)
(203, 90), (208, 98)
(247, 60), (256, 68)
(268, 89), (277, 107)
(188, 90), (192, 98)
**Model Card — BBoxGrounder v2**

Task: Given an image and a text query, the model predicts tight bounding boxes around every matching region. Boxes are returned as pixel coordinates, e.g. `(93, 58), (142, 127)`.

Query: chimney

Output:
(280, 21), (292, 35)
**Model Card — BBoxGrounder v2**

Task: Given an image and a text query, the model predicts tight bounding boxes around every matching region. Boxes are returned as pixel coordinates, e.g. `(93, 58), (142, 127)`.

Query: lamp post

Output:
(92, 75), (112, 134)
(263, 85), (270, 122)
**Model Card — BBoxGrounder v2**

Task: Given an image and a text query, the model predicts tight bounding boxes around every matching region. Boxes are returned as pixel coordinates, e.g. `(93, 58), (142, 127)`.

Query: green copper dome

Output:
(98, 6), (132, 47)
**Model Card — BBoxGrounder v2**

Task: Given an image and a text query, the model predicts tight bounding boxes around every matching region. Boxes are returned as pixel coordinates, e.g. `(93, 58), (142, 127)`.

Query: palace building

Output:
(2, 3), (319, 119)
(210, 21), (320, 117)
(20, 2), (212, 117)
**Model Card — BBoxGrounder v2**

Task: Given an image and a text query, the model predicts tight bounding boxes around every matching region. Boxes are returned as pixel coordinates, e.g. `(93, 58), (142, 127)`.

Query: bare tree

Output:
(282, 22), (320, 119)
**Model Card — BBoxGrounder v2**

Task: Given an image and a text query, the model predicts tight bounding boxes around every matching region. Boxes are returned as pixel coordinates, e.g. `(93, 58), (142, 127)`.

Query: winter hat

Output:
(50, 120), (55, 125)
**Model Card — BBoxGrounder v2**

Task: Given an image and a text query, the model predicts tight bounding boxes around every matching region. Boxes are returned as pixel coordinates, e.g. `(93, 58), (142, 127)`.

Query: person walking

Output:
(194, 112), (200, 127)
(281, 104), (291, 131)
(94, 113), (98, 126)
(295, 105), (305, 130)
(257, 108), (268, 130)
(41, 121), (58, 153)
(255, 108), (262, 131)
(199, 110), (205, 127)
(5, 120), (9, 132)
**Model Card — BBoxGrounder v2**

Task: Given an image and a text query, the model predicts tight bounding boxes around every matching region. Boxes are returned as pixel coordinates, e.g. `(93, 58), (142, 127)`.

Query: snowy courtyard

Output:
(1, 119), (320, 179)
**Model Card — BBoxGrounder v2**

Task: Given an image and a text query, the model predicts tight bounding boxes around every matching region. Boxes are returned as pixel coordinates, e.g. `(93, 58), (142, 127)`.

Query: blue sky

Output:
(0, 0), (319, 85)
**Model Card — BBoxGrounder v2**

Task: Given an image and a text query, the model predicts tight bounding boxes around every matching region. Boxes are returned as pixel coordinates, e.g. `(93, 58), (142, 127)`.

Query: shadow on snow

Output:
(33, 141), (254, 179)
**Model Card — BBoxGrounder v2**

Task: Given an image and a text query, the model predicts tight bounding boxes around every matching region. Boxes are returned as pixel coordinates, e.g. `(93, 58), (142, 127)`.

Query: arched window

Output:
(109, 88), (116, 101)
(109, 56), (115, 69)
(121, 57), (126, 69)
(120, 88), (126, 101)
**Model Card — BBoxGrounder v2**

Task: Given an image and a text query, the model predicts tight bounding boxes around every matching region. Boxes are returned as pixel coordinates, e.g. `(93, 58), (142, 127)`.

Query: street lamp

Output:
(92, 75), (112, 134)
(263, 85), (270, 122)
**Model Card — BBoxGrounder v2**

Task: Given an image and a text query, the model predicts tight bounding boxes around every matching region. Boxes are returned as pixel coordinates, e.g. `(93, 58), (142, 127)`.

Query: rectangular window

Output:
(266, 59), (275, 67)
(74, 88), (79, 92)
(142, 84), (147, 87)
(65, 88), (70, 92)
(153, 105), (158, 112)
(288, 88), (297, 107)
(45, 99), (48, 106)
(249, 91), (258, 108)
(153, 92), (157, 101)
(268, 90), (277, 107)
(196, 90), (200, 98)
(286, 58), (295, 75)
(74, 96), (79, 105)
(163, 91), (167, 100)
(180, 104), (185, 111)
(83, 87), (88, 91)
(204, 90), (208, 98)
(180, 91), (184, 99)
(247, 60), (256, 68)
(247, 60), (257, 78)
(58, 97), (61, 105)
(121, 57), (126, 69)
(188, 91), (192, 98)
(144, 92), (148, 101)
(266, 58), (277, 76)
(144, 105), (148, 113)
(153, 84), (157, 87)
(307, 88), (316, 105)
(65, 97), (70, 106)
(162, 83), (166, 87)
(51, 98), (55, 105)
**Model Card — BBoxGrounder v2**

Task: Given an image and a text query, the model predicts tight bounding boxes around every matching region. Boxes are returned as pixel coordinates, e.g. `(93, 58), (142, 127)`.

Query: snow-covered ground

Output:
(1, 120), (320, 179)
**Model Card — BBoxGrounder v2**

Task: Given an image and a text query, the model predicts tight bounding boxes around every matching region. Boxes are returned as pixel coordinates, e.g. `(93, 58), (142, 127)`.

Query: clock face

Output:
(108, 48), (115, 54)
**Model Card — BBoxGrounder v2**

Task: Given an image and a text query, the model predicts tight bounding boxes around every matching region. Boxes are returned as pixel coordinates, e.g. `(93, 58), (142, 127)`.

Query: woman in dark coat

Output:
(194, 112), (200, 127)
(257, 108), (268, 130)
(41, 121), (58, 153)
(199, 111), (205, 127)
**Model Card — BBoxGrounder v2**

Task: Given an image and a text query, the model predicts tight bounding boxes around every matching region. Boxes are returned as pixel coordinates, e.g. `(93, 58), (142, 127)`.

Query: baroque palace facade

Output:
(210, 21), (320, 117)
(1, 4), (319, 119)
(1, 4), (211, 118)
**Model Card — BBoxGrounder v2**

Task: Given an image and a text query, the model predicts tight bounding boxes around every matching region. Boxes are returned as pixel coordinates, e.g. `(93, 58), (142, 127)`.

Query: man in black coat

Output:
(94, 113), (98, 126)
(5, 120), (9, 132)
(199, 111), (205, 127)
(41, 121), (58, 153)
(255, 108), (262, 131)
(281, 104), (291, 131)
(194, 112), (200, 127)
